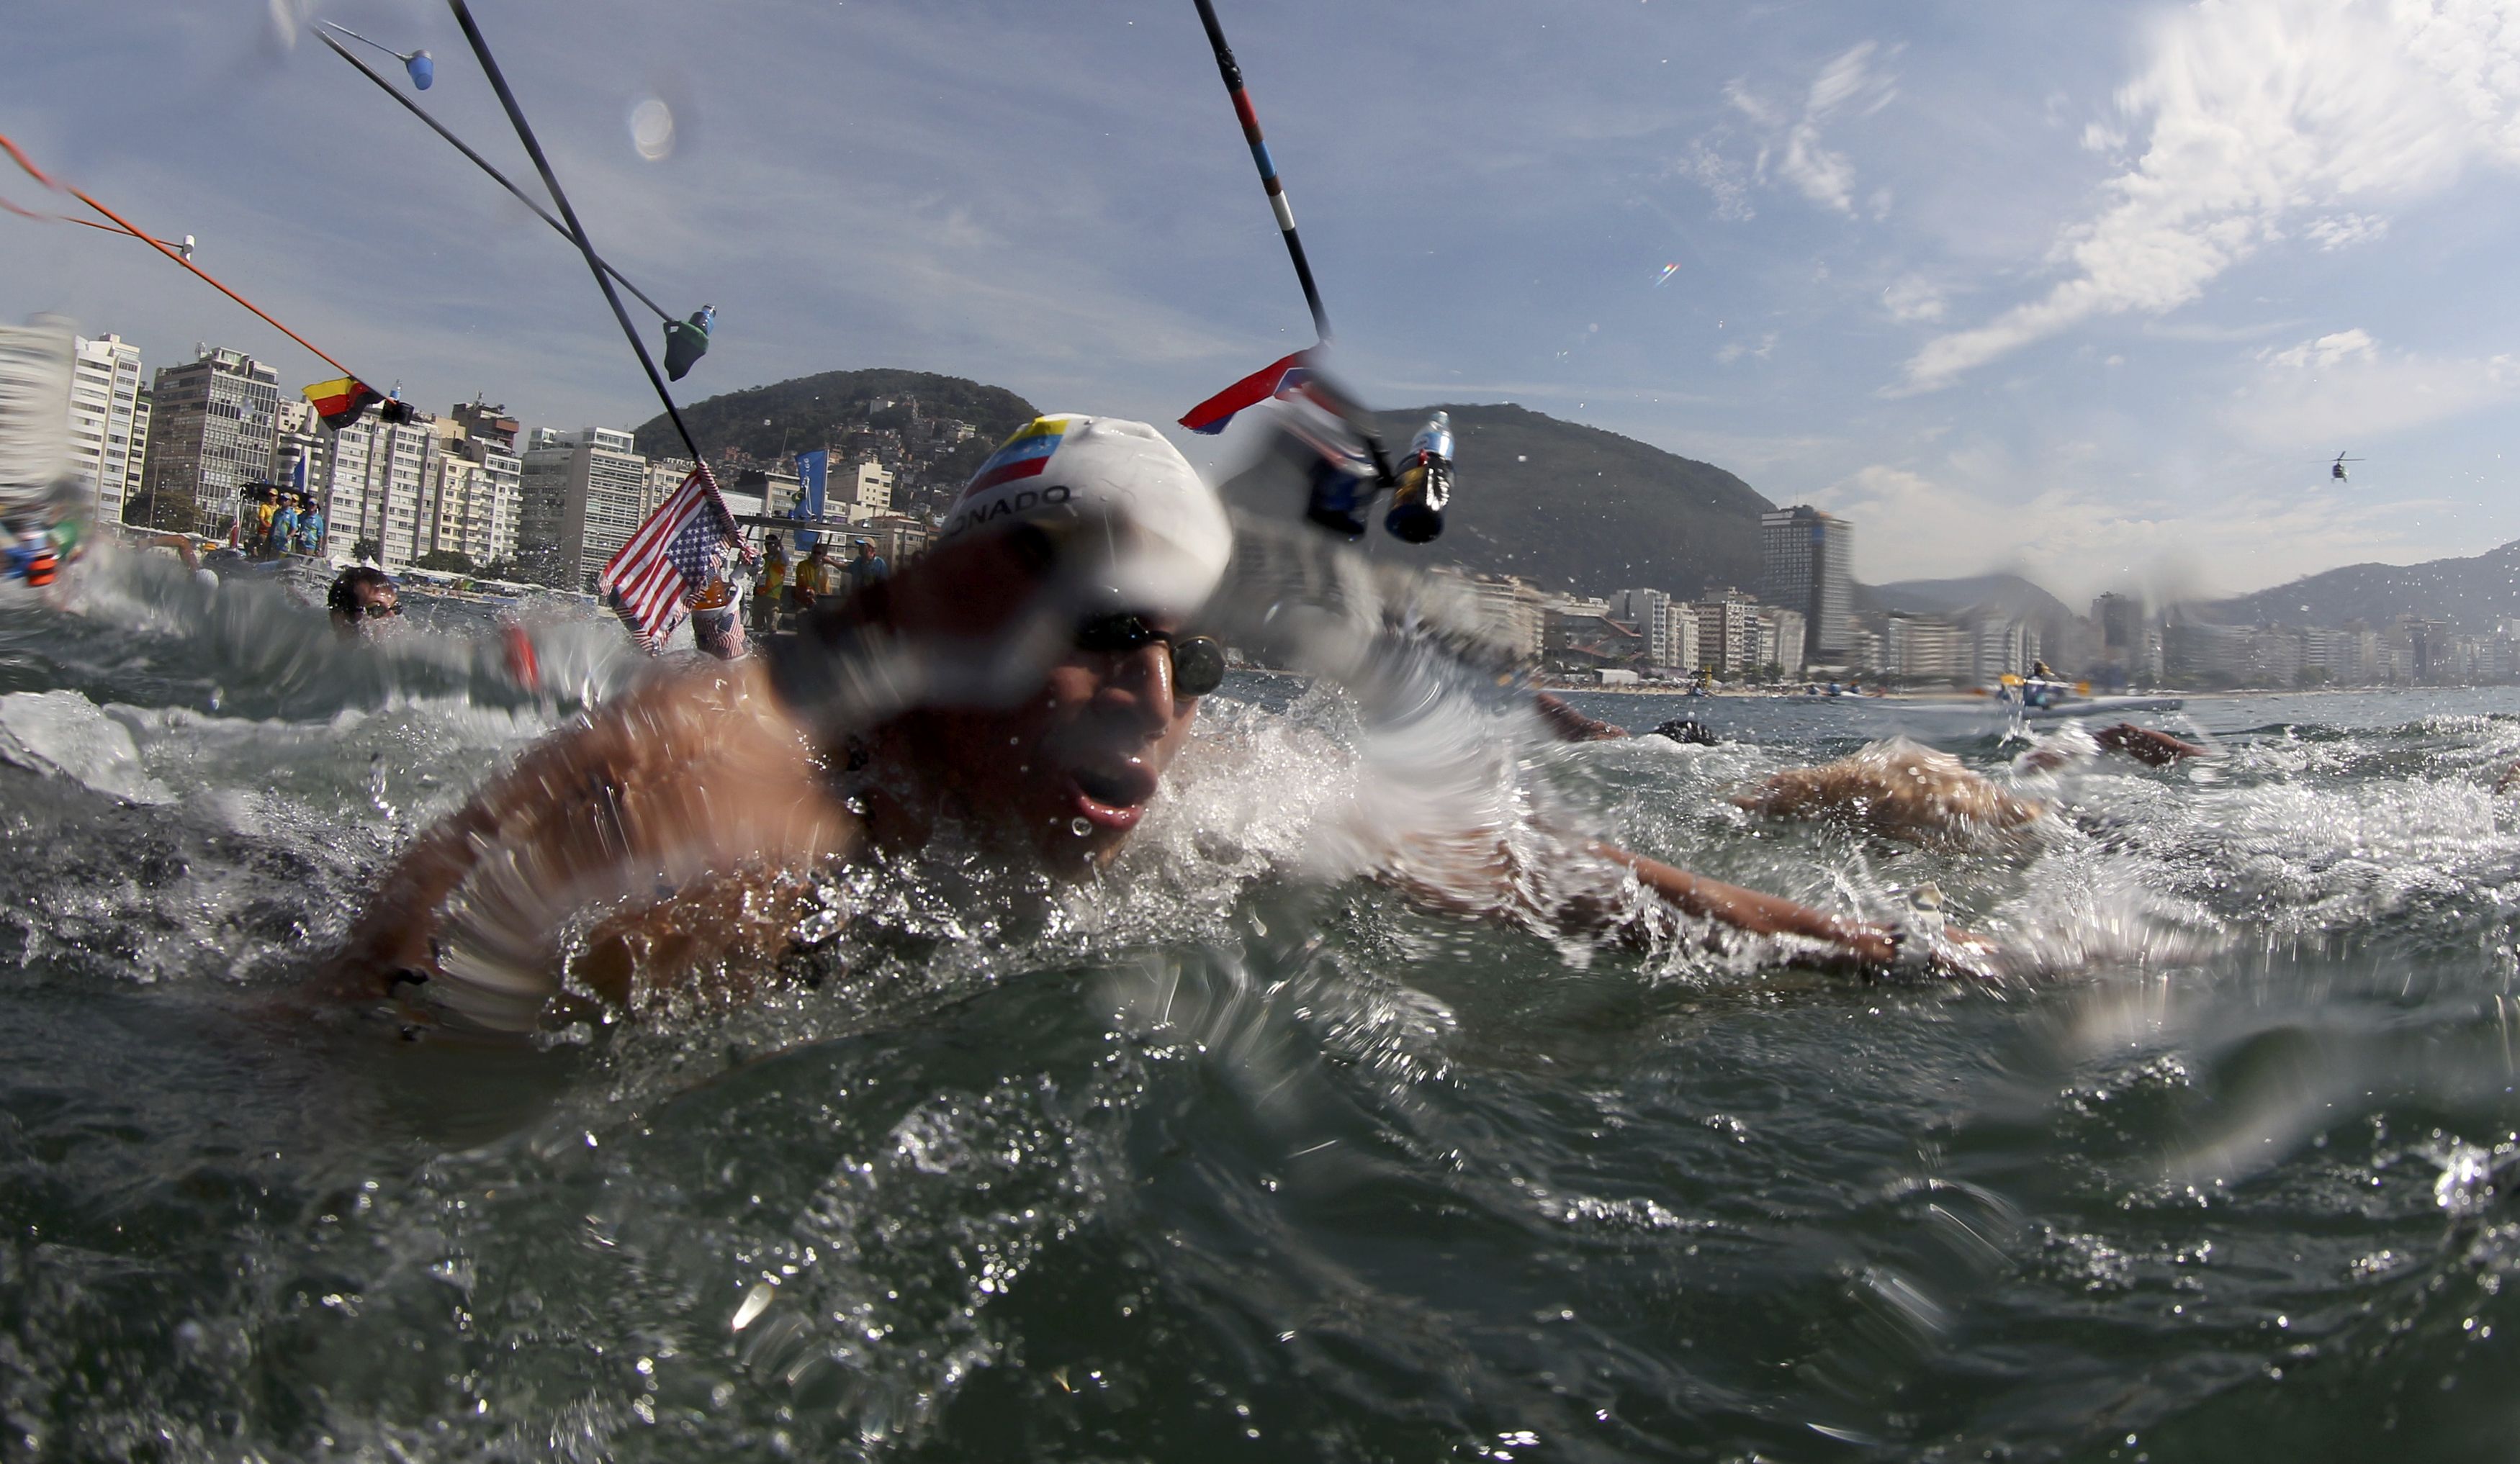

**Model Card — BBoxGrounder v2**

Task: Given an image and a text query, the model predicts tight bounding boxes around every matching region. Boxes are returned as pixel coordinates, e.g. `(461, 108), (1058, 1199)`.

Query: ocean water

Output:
(6, 547), (2520, 1461)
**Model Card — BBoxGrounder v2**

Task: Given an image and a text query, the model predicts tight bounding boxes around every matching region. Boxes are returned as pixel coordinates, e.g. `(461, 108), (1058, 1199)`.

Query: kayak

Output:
(2014, 693), (2184, 720)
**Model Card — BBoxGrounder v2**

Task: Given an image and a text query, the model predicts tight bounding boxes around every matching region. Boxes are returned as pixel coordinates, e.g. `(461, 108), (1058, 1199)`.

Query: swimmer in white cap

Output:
(325, 415), (1975, 1033)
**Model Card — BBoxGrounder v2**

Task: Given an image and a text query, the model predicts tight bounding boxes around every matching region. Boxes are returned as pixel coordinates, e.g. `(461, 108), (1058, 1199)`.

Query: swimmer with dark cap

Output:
(324, 416), (1977, 1033)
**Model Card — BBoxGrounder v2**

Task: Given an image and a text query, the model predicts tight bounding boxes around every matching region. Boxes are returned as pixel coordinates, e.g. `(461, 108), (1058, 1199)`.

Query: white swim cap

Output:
(942, 415), (1230, 618)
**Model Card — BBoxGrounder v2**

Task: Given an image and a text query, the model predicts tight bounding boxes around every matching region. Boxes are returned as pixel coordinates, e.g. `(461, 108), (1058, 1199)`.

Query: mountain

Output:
(647, 379), (1777, 597)
(631, 368), (1039, 465)
(2203, 539), (2520, 629)
(1225, 402), (1775, 596)
(1860, 573), (2077, 625)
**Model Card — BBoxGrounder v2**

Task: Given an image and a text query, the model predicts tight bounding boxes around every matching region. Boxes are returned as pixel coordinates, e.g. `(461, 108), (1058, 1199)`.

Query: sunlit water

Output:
(6, 548), (2520, 1460)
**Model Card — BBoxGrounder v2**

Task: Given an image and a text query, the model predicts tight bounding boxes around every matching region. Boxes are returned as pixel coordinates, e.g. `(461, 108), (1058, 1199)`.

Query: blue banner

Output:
(793, 449), (827, 548)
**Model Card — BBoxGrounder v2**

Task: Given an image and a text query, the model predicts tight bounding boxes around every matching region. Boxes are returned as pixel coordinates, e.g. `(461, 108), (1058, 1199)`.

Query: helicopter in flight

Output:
(2328, 451), (2364, 482)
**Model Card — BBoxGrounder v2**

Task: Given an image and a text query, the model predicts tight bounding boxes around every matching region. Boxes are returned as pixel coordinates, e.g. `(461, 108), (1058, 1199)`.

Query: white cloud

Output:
(1882, 275), (1946, 322)
(1685, 43), (1897, 219)
(2225, 327), (2516, 448)
(1780, 42), (1896, 214)
(1670, 138), (1755, 222)
(1895, 0), (2520, 395)
(1716, 331), (1780, 364)
(1814, 459), (2471, 600)
(2303, 212), (2390, 249)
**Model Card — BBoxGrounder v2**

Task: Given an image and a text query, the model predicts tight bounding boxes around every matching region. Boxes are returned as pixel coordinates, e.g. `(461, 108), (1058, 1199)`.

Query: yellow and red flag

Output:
(303, 376), (381, 430)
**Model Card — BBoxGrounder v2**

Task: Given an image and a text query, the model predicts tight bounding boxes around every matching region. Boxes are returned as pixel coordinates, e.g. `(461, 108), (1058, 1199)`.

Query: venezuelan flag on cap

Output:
(963, 416), (1070, 495)
(303, 377), (382, 430)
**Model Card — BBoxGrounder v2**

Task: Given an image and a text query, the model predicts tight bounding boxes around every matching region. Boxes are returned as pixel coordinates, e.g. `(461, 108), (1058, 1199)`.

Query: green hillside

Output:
(632, 368), (1039, 464)
(652, 376), (1778, 600)
(1228, 402), (1775, 597)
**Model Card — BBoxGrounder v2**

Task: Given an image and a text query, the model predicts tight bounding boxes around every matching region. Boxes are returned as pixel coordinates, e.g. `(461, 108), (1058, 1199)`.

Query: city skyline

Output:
(8, 1), (2520, 605)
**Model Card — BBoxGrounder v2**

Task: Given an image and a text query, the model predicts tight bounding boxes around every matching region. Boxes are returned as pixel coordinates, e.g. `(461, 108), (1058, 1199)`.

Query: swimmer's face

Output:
(335, 579), (401, 638)
(919, 610), (1204, 871)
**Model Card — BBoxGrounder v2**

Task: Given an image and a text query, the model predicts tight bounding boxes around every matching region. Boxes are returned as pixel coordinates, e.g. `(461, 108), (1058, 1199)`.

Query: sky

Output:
(9, 0), (2520, 602)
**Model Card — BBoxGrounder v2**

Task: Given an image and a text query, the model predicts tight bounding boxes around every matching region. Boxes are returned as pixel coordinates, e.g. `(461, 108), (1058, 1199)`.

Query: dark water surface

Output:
(6, 556), (2520, 1460)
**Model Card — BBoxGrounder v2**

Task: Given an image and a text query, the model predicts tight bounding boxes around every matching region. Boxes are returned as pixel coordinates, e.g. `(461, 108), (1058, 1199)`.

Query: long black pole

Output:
(1189, 0), (1331, 344)
(445, 0), (714, 489)
(318, 32), (672, 323)
(1188, 0), (1394, 487)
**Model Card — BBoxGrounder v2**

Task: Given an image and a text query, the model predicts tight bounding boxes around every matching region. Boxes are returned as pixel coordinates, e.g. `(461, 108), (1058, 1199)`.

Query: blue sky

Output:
(9, 0), (2520, 600)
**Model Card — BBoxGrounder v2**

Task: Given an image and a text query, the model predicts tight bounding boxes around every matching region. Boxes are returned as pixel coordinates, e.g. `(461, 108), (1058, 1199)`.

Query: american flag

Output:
(598, 465), (752, 649)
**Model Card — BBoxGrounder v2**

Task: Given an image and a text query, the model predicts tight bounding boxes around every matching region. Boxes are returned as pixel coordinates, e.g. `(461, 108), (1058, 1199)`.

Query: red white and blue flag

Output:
(1178, 350), (1313, 435)
(598, 465), (753, 649)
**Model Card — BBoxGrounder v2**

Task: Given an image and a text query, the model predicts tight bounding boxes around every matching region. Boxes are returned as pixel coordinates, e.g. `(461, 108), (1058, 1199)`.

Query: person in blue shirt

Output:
(845, 536), (890, 592)
(295, 495), (326, 556)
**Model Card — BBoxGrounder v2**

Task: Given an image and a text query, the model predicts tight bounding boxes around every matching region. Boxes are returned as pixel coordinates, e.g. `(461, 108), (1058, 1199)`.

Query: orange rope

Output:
(0, 130), (366, 384)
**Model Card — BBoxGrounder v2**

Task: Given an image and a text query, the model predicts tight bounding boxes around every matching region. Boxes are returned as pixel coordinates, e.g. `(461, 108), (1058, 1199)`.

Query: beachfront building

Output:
(1755, 607), (1807, 677)
(1428, 567), (1552, 666)
(516, 426), (647, 590)
(67, 333), (147, 523)
(1759, 505), (1853, 659)
(134, 345), (280, 536)
(1962, 610), (2040, 683)
(1661, 600), (1701, 673)
(320, 402), (438, 566)
(1606, 588), (1677, 666)
(269, 397), (325, 510)
(1690, 590), (1762, 674)
(1881, 612), (1970, 683)
(418, 412), (523, 569)
(841, 456), (894, 522)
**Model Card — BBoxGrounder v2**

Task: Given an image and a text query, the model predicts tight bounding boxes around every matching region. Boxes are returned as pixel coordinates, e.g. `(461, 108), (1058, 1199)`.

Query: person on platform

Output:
(322, 415), (1974, 1034)
(846, 536), (891, 592)
(752, 533), (789, 634)
(295, 494), (326, 556)
(270, 494), (300, 561)
(791, 539), (834, 615)
(253, 487), (282, 559)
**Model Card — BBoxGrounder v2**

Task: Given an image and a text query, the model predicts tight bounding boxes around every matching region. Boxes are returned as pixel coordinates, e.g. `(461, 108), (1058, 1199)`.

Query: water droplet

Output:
(1070, 818), (1091, 836)
(629, 98), (675, 161)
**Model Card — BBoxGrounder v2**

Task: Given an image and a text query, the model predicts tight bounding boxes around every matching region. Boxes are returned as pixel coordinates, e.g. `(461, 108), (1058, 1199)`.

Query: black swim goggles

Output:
(363, 601), (402, 620)
(1072, 613), (1227, 697)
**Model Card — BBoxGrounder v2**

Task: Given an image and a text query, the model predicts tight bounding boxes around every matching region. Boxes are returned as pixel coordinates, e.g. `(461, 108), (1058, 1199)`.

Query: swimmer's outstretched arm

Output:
(1376, 821), (1985, 975)
(1585, 840), (1961, 971)
(320, 659), (858, 1008)
(2094, 723), (2210, 766)
(1534, 692), (1629, 743)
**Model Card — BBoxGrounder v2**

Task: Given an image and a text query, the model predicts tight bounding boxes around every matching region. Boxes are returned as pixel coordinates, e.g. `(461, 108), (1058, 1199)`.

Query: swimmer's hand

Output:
(1534, 692), (1628, 743)
(2094, 723), (2210, 767)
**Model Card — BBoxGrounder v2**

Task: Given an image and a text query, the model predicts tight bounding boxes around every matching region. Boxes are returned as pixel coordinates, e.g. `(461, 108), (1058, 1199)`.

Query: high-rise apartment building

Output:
(448, 399), (520, 456)
(320, 403), (440, 565)
(422, 447), (522, 568)
(842, 457), (894, 522)
(0, 318), (73, 516)
(1756, 608), (1807, 676)
(424, 402), (524, 568)
(1662, 601), (1700, 672)
(516, 427), (647, 589)
(1691, 590), (1762, 674)
(269, 397), (325, 505)
(135, 345), (281, 534)
(67, 334), (147, 523)
(1607, 587), (1678, 666)
(1758, 505), (1853, 658)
